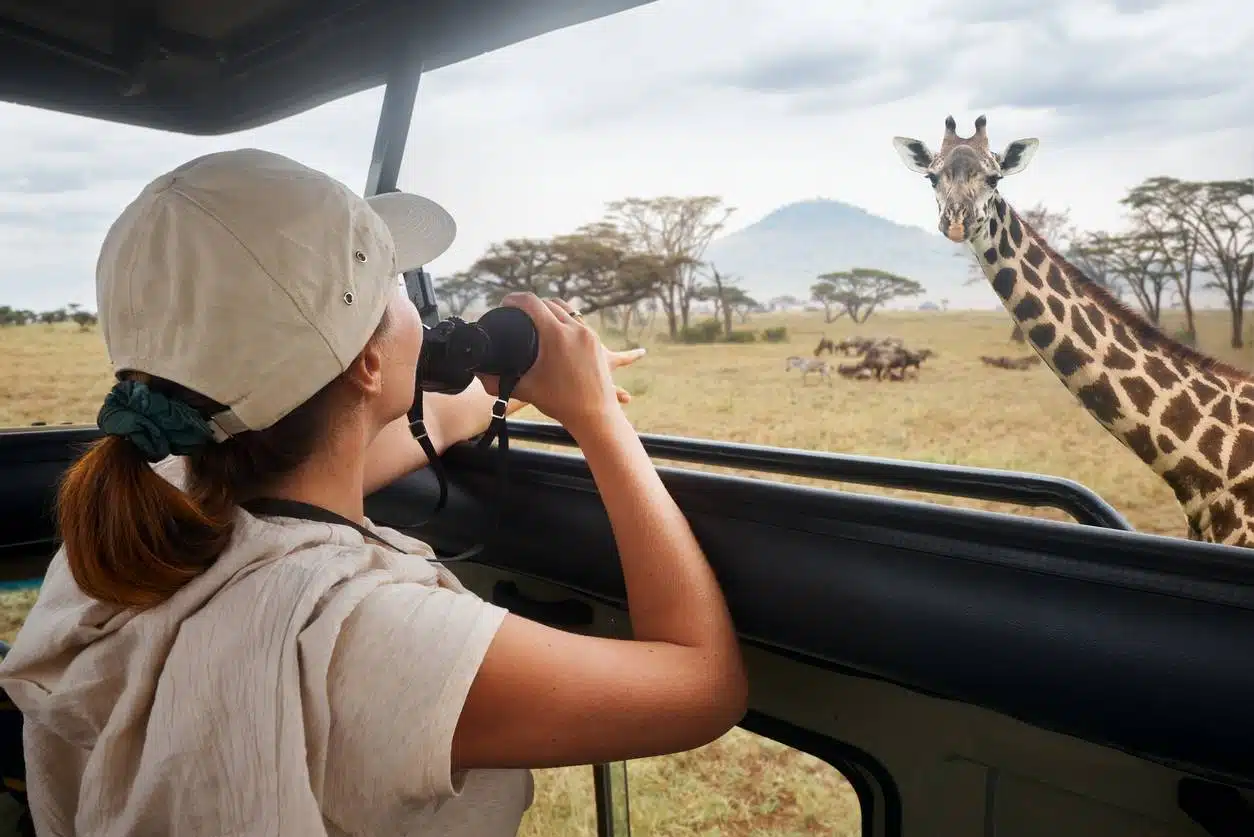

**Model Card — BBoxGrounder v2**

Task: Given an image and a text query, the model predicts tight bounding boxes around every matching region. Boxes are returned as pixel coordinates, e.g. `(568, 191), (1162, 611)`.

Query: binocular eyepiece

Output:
(417, 305), (540, 395)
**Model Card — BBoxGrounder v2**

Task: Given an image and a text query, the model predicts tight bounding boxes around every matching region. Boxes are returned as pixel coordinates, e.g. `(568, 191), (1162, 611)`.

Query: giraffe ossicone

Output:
(892, 114), (1254, 549)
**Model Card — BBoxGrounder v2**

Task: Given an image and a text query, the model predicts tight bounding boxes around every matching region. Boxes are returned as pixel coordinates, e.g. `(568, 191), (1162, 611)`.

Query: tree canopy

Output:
(812, 268), (924, 323)
(431, 196), (755, 341)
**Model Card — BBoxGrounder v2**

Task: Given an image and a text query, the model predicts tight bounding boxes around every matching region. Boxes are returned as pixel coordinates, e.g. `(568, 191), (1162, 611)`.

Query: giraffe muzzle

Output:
(941, 218), (966, 242)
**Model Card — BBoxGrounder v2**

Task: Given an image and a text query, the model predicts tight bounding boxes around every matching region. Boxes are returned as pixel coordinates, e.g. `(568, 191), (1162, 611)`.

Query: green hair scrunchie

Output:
(96, 380), (215, 462)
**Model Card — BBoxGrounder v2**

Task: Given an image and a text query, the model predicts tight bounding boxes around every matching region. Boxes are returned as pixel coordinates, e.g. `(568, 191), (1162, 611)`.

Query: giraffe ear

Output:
(998, 138), (1039, 176)
(892, 137), (934, 174)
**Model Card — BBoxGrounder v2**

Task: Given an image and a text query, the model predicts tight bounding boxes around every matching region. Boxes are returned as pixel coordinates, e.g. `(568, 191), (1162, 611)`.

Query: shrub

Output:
(678, 319), (724, 344)
(762, 326), (788, 343)
(724, 329), (757, 343)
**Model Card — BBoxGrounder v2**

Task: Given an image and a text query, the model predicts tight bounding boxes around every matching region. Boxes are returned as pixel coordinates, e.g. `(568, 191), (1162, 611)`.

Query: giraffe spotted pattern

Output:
(893, 116), (1254, 548)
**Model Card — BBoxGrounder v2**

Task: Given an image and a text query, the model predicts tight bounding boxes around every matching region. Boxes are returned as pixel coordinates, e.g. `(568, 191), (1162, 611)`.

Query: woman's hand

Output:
(476, 294), (646, 432)
(363, 296), (646, 495)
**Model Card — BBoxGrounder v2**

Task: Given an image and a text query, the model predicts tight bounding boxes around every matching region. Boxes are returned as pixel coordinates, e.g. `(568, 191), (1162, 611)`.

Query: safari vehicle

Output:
(0, 1), (1252, 836)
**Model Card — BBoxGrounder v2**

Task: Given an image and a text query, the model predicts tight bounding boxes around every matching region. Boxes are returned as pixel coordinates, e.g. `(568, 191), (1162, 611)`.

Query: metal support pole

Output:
(365, 52), (441, 326)
(592, 762), (632, 837)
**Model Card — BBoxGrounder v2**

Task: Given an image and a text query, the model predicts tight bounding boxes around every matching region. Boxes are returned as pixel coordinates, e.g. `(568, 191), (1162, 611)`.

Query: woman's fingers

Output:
(514, 296), (643, 404)
(501, 292), (563, 327)
(608, 347), (647, 370)
(540, 298), (577, 325)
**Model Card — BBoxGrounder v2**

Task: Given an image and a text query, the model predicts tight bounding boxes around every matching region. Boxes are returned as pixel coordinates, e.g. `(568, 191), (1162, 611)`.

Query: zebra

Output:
(785, 355), (833, 385)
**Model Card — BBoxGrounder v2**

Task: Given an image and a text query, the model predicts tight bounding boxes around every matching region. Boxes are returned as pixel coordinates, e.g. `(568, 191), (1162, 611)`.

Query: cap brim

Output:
(366, 191), (457, 272)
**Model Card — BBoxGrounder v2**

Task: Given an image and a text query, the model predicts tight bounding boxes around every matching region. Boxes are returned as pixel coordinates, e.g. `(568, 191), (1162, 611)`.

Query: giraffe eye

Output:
(986, 174), (1001, 188)
(926, 173), (939, 186)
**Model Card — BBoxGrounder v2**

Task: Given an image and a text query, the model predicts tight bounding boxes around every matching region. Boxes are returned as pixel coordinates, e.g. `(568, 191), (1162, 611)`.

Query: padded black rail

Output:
(503, 420), (1135, 532)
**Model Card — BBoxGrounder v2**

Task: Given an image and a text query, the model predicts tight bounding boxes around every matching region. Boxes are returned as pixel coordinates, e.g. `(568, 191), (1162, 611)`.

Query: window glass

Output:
(2, 4), (1250, 537)
(518, 728), (861, 837)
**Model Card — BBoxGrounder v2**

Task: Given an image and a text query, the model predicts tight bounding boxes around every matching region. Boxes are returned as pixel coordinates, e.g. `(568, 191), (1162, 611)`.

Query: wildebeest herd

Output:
(786, 336), (935, 384)
(784, 335), (1043, 385)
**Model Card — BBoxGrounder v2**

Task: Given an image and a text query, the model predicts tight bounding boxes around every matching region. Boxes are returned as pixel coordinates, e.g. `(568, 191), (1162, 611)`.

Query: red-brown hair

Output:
(57, 312), (391, 609)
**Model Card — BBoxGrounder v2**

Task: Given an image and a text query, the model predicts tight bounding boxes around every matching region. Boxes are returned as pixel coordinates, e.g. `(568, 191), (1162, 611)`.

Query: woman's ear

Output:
(345, 340), (387, 398)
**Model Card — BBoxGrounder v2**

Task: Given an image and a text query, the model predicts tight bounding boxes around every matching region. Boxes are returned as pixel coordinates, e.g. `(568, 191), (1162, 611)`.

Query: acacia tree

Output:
(1070, 231), (1177, 324)
(1118, 177), (1254, 347)
(550, 222), (670, 316)
(1121, 177), (1207, 342)
(0, 305), (23, 326)
(469, 238), (557, 305)
(432, 272), (483, 318)
(546, 223), (625, 306)
(697, 265), (757, 336)
(604, 196), (735, 338)
(817, 268), (924, 323)
(725, 286), (759, 324)
(613, 297), (659, 342)
(466, 224), (662, 324)
(68, 304), (97, 331)
(1066, 231), (1123, 299)
(1, 305), (86, 326)
(1105, 233), (1176, 324)
(809, 279), (847, 323)
(1188, 179), (1253, 348)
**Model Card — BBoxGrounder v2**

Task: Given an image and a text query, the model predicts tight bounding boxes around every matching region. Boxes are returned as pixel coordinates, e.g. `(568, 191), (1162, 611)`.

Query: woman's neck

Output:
(265, 434), (371, 524)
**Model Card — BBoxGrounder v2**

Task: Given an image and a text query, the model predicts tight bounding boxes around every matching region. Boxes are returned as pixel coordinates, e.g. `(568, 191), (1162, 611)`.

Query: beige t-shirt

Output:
(0, 456), (533, 836)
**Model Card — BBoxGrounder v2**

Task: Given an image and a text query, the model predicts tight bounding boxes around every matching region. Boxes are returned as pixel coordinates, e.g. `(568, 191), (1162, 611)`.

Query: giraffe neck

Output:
(971, 198), (1254, 547)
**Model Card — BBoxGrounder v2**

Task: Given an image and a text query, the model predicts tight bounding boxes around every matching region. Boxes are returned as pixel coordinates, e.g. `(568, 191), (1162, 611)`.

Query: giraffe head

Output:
(892, 115), (1039, 243)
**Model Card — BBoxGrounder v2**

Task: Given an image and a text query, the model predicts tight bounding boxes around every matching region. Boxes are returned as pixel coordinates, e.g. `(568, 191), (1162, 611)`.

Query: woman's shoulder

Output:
(220, 511), (449, 615)
(146, 455), (448, 590)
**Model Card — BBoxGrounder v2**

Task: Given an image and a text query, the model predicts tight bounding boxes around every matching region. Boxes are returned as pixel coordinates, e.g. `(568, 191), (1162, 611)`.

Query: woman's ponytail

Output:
(56, 433), (233, 609)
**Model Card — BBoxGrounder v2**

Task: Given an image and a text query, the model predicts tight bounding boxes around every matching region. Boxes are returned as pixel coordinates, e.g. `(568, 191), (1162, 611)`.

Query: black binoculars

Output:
(416, 305), (540, 395)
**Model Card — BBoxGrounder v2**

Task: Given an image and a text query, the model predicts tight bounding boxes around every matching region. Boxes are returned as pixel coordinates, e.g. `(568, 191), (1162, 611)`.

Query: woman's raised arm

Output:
(362, 346), (643, 496)
(451, 294), (746, 769)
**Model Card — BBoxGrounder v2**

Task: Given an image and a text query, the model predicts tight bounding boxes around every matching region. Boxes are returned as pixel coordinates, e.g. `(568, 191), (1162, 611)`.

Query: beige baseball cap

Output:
(96, 147), (456, 440)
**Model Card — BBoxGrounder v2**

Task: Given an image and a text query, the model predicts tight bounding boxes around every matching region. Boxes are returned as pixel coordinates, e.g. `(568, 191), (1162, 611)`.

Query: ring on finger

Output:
(543, 298), (581, 322)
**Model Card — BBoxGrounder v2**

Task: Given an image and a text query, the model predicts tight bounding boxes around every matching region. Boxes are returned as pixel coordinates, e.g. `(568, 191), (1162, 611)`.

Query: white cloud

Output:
(0, 0), (1248, 311)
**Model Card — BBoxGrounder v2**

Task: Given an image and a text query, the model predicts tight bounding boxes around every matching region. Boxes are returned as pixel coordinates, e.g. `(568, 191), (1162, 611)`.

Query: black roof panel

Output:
(0, 0), (655, 134)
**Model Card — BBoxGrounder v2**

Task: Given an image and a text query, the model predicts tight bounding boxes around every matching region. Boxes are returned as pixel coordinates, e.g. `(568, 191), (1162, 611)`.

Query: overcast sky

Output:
(1, 0), (1250, 312)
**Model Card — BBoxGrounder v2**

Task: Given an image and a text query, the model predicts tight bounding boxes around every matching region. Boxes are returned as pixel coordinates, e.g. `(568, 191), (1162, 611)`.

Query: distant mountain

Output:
(703, 199), (997, 310)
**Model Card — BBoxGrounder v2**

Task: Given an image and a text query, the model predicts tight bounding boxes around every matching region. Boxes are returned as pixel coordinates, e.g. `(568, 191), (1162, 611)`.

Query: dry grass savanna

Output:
(524, 306), (1251, 538)
(1, 306), (1251, 836)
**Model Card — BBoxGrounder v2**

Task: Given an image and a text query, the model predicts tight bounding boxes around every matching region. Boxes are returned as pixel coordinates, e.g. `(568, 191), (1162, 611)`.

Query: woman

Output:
(0, 148), (746, 836)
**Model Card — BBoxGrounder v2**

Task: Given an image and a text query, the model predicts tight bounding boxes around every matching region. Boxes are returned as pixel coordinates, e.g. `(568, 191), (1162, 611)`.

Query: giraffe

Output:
(892, 115), (1254, 548)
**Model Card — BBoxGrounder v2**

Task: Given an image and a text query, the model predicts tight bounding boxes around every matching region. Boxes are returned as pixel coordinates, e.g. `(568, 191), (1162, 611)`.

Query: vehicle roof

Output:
(0, 0), (655, 135)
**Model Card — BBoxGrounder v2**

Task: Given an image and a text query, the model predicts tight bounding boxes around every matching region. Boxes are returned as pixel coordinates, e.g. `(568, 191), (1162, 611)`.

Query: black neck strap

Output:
(240, 497), (411, 554)
(388, 372), (523, 561)
(469, 371), (520, 547)
(407, 386), (449, 517)
(240, 495), (482, 564)
(240, 372), (525, 568)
